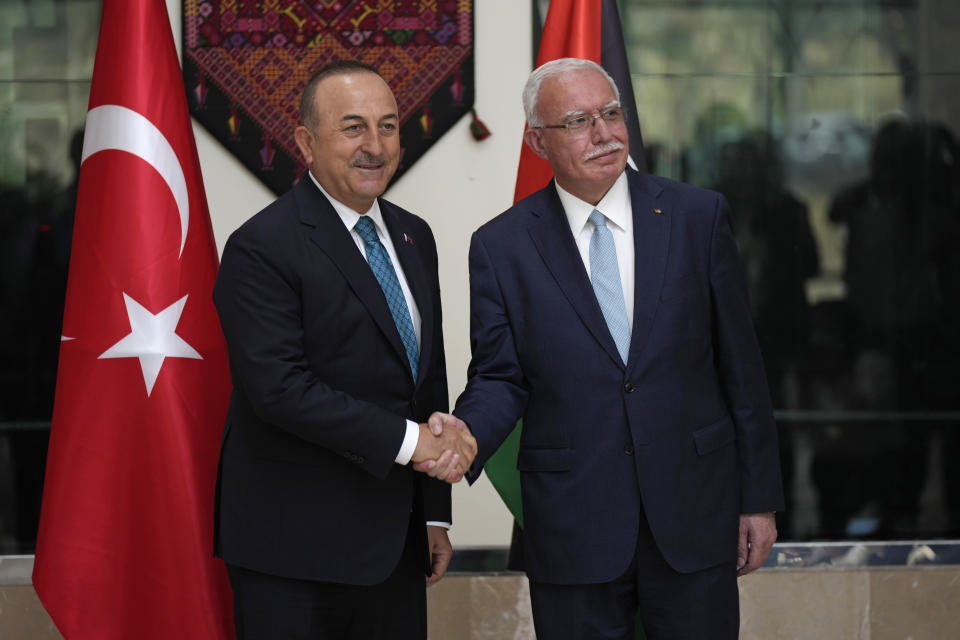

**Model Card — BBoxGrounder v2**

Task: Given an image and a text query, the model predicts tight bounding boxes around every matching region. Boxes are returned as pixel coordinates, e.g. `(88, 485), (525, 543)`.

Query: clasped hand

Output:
(411, 412), (477, 483)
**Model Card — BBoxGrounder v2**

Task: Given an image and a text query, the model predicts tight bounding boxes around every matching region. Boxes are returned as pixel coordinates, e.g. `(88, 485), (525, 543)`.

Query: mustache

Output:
(583, 141), (625, 160)
(351, 154), (389, 167)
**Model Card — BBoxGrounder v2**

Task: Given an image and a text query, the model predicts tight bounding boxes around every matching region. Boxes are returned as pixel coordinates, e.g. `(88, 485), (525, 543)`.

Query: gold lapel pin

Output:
(653, 208), (663, 215)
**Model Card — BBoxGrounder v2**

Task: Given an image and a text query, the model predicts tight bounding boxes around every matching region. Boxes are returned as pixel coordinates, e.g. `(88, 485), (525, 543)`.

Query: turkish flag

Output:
(32, 0), (235, 638)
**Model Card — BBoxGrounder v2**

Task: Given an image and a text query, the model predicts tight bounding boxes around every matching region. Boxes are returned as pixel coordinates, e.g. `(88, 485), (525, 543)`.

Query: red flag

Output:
(512, 0), (645, 202)
(512, 0), (602, 202)
(32, 1), (234, 638)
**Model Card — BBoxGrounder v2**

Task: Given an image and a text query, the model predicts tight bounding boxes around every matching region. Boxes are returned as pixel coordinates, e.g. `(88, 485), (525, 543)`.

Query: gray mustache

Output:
(584, 142), (624, 160)
(351, 154), (388, 167)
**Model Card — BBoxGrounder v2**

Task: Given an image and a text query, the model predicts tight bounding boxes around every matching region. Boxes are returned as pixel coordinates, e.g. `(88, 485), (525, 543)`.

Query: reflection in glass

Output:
(622, 0), (960, 541)
(0, 1), (100, 554)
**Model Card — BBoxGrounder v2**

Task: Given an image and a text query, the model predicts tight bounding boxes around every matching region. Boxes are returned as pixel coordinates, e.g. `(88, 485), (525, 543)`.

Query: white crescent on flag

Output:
(81, 104), (190, 257)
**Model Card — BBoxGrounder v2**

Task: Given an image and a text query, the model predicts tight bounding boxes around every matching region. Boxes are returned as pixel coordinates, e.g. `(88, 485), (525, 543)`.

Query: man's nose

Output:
(361, 128), (384, 155)
(590, 114), (615, 141)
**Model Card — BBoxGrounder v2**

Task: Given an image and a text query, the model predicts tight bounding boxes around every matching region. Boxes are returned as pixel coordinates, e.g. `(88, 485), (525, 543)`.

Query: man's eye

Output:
(602, 108), (622, 120)
(380, 123), (397, 132)
(344, 124), (364, 133)
(566, 116), (589, 129)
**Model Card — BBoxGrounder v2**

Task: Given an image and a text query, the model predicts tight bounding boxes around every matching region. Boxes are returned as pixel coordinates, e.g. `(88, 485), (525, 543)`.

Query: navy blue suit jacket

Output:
(456, 168), (784, 584)
(213, 176), (450, 585)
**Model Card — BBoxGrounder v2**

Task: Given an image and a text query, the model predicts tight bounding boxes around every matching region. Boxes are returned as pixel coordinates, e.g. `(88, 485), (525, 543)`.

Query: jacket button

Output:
(624, 445), (635, 455)
(624, 382), (635, 393)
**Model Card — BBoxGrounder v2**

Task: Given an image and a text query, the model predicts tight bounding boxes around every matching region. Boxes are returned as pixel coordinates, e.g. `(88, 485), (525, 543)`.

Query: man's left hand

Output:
(426, 525), (453, 587)
(737, 512), (777, 577)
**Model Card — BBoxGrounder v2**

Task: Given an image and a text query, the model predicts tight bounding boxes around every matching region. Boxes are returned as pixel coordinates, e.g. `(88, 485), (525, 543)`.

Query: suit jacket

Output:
(456, 168), (784, 584)
(213, 176), (450, 585)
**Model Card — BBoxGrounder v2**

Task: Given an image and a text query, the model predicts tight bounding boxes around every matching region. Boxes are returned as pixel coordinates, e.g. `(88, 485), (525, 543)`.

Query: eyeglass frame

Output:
(530, 106), (627, 133)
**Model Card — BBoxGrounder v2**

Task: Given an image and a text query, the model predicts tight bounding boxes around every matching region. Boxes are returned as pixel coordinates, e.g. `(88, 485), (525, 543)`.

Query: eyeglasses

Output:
(532, 107), (626, 133)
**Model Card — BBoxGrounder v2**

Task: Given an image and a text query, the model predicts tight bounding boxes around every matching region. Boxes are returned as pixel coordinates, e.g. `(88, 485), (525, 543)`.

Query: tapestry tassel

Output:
(469, 108), (491, 141)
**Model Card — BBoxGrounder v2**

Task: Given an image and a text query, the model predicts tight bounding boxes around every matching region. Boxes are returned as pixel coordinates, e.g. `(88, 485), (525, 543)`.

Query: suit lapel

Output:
(294, 180), (411, 378)
(382, 201), (433, 388)
(527, 184), (626, 369)
(625, 170), (669, 372)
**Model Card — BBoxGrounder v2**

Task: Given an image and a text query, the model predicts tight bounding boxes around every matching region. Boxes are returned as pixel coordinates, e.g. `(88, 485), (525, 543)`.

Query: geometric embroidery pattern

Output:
(183, 0), (474, 195)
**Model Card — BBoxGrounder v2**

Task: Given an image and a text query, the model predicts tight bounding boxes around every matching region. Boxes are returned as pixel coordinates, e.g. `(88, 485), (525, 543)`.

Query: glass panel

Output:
(625, 5), (779, 75)
(0, 1), (99, 554)
(623, 0), (960, 541)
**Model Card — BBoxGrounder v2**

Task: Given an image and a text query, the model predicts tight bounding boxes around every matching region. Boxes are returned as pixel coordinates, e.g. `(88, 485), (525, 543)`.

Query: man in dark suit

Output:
(213, 61), (476, 640)
(426, 58), (784, 639)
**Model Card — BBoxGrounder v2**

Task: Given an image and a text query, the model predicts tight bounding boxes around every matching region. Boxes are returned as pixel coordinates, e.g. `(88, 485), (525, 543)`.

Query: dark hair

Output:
(299, 60), (384, 129)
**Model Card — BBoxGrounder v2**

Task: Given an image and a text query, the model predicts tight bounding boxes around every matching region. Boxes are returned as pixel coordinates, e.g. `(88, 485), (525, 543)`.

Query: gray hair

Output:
(522, 58), (620, 127)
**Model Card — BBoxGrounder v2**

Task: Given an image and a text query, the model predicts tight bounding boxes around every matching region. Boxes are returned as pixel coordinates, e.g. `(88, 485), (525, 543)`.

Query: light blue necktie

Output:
(588, 209), (631, 364)
(354, 216), (419, 381)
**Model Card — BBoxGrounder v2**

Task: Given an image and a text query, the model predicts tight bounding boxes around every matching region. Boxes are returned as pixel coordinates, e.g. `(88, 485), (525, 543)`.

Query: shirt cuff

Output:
(426, 521), (452, 529)
(395, 419), (419, 465)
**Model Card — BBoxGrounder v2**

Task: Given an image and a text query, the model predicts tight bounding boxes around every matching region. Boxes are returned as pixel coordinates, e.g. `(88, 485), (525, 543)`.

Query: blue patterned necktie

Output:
(588, 209), (631, 364)
(354, 216), (419, 381)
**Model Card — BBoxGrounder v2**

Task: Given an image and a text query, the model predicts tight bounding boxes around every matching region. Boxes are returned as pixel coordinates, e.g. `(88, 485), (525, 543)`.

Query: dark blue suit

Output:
(456, 168), (783, 633)
(213, 177), (450, 635)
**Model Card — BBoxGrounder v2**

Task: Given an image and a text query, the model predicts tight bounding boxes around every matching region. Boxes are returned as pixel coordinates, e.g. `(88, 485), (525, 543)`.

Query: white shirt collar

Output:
(307, 170), (386, 235)
(555, 171), (630, 234)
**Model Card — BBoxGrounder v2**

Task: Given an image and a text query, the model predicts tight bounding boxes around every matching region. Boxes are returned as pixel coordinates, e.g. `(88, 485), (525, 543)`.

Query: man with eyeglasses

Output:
(423, 58), (784, 638)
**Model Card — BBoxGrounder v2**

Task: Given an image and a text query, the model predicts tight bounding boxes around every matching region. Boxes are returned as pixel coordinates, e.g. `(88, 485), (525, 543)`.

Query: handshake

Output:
(411, 412), (477, 484)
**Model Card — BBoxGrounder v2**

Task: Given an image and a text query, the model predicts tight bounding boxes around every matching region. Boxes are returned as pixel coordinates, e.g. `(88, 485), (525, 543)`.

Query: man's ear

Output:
(523, 128), (549, 160)
(293, 126), (314, 165)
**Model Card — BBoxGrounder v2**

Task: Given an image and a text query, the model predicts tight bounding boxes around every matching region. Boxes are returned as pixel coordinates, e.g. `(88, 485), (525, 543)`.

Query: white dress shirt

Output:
(555, 171), (635, 331)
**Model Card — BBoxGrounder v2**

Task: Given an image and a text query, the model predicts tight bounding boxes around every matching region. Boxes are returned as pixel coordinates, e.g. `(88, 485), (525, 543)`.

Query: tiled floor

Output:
(3, 567), (959, 639)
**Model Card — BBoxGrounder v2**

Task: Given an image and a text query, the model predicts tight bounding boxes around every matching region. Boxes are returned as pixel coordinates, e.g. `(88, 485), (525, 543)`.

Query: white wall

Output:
(167, 1), (533, 548)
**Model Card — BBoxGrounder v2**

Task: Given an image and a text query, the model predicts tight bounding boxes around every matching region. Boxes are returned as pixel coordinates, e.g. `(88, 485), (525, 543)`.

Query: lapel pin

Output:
(653, 208), (663, 215)
(403, 232), (415, 245)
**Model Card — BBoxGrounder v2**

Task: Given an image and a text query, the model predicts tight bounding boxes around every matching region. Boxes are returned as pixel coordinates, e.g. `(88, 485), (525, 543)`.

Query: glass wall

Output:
(0, 1), (100, 554)
(621, 0), (960, 540)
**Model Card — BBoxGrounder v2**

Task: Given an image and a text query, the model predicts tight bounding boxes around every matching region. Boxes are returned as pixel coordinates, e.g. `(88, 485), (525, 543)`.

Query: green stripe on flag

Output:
(483, 420), (524, 529)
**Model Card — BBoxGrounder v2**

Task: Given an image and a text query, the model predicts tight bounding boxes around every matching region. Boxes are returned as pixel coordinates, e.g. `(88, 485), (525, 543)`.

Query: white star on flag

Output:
(99, 292), (202, 395)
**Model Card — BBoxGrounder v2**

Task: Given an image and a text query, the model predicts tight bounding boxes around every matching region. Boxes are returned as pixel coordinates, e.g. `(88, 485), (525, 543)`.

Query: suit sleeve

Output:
(708, 195), (786, 513)
(455, 232), (530, 483)
(214, 225), (406, 480)
(418, 225), (453, 523)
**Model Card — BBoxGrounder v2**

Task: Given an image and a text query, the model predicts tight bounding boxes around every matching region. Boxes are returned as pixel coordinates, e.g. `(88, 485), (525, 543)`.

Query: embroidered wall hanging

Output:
(183, 1), (474, 195)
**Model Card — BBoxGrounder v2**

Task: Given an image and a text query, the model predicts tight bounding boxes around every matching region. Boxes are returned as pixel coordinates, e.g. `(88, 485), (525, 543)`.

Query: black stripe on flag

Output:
(601, 0), (647, 172)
